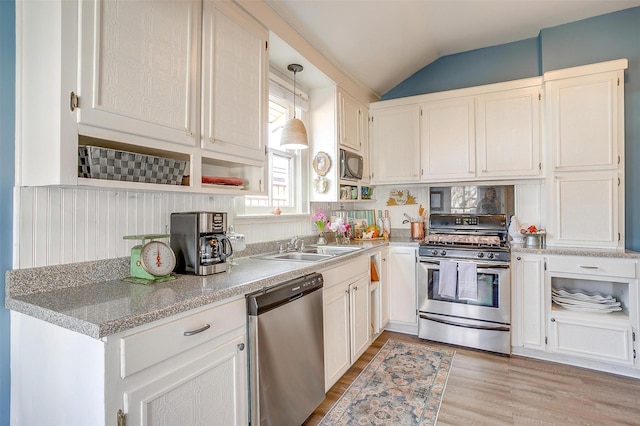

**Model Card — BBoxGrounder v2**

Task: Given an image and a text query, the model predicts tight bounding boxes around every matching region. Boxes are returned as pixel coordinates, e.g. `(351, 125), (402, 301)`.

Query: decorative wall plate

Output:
(312, 151), (331, 176)
(314, 176), (329, 193)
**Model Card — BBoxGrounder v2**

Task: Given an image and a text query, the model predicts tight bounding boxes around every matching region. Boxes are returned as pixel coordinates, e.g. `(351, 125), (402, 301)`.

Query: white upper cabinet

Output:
(476, 86), (541, 178)
(544, 59), (628, 249)
(17, 0), (268, 193)
(369, 77), (542, 184)
(420, 97), (475, 181)
(551, 171), (620, 247)
(78, 0), (200, 148)
(338, 89), (365, 153)
(545, 62), (626, 172)
(201, 0), (268, 164)
(369, 104), (421, 183)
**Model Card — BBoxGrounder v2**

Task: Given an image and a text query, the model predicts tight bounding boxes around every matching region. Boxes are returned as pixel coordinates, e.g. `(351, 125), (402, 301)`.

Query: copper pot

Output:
(410, 222), (425, 240)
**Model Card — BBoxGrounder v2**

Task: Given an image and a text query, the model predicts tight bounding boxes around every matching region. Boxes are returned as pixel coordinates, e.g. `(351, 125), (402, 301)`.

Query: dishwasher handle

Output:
(247, 273), (323, 316)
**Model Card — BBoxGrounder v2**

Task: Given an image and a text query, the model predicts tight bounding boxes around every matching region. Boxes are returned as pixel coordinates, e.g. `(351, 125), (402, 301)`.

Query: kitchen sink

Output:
(307, 245), (364, 255)
(252, 244), (363, 262)
(272, 252), (333, 261)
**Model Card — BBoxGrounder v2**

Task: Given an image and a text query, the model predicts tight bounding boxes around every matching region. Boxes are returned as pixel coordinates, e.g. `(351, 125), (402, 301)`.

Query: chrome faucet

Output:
(288, 236), (304, 252)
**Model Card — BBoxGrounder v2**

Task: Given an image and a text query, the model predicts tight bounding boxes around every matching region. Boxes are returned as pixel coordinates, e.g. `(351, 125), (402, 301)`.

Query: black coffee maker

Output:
(170, 212), (233, 275)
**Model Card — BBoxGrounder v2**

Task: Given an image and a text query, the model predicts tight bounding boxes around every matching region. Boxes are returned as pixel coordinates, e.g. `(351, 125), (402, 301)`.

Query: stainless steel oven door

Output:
(417, 259), (510, 325)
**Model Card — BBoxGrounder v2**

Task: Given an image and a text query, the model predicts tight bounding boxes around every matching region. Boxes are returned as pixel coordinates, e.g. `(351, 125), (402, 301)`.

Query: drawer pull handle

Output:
(579, 265), (599, 270)
(183, 324), (211, 336)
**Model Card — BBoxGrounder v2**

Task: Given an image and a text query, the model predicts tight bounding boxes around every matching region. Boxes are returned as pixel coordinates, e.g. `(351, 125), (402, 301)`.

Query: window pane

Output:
(269, 101), (287, 150)
(271, 152), (293, 207)
(245, 95), (302, 210)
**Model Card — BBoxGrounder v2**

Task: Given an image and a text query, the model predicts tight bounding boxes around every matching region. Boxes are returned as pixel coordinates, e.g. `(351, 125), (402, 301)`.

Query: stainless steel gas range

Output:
(417, 213), (511, 354)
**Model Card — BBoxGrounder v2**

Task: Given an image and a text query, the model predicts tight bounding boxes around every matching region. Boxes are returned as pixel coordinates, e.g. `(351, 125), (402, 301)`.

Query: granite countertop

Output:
(5, 240), (396, 339)
(511, 245), (640, 259)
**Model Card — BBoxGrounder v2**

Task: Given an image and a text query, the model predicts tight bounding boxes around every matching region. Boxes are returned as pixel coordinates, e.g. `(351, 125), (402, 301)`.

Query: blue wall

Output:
(382, 7), (640, 251)
(383, 37), (542, 99)
(0, 0), (14, 423)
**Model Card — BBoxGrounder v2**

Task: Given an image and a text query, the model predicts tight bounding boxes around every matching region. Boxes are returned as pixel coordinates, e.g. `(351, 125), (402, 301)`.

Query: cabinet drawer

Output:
(120, 298), (245, 378)
(547, 256), (636, 279)
(321, 255), (369, 289)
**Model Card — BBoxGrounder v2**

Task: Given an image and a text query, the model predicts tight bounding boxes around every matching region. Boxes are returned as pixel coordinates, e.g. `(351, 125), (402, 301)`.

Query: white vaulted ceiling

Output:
(267, 0), (640, 97)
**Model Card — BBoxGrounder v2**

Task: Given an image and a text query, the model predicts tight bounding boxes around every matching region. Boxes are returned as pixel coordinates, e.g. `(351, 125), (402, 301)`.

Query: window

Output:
(244, 91), (308, 214)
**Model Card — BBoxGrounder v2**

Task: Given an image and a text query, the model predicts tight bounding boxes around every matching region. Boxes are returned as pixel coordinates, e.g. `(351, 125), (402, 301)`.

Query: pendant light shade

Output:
(280, 64), (308, 150)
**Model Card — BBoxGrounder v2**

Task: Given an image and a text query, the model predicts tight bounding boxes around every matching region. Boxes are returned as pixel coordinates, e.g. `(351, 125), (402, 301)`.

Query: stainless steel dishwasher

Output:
(247, 273), (325, 426)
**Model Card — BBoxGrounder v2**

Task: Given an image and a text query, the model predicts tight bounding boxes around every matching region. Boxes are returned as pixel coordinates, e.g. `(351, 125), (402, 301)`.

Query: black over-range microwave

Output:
(340, 149), (363, 181)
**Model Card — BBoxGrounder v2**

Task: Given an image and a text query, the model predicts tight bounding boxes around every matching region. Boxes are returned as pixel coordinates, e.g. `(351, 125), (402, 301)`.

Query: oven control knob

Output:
(477, 252), (484, 258)
(431, 250), (439, 256)
(487, 253), (495, 259)
(440, 250), (447, 256)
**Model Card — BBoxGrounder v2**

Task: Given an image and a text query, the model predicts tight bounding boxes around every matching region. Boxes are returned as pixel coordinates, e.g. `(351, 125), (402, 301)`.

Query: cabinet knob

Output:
(550, 318), (556, 322)
(237, 343), (245, 351)
(517, 256), (522, 260)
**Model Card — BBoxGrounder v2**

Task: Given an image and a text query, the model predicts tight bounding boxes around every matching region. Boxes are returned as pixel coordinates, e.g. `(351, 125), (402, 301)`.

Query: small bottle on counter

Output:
(383, 210), (391, 238)
(376, 210), (385, 236)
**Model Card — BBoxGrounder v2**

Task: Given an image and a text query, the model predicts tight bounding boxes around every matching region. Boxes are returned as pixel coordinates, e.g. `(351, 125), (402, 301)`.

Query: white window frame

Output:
(241, 83), (309, 216)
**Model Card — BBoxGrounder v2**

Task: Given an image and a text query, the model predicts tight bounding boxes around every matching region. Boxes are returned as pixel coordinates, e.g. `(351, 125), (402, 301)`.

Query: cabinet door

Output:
(350, 276), (371, 361)
(380, 249), (390, 327)
(420, 98), (475, 181)
(548, 315), (634, 367)
(370, 105), (421, 183)
(78, 0), (200, 147)
(511, 254), (545, 350)
(323, 281), (351, 391)
(550, 171), (620, 247)
(388, 247), (417, 326)
(546, 70), (623, 171)
(202, 0), (267, 163)
(339, 90), (363, 152)
(476, 86), (541, 178)
(124, 331), (248, 426)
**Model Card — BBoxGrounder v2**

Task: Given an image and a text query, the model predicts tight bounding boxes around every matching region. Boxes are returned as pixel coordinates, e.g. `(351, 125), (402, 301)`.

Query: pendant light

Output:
(279, 64), (308, 150)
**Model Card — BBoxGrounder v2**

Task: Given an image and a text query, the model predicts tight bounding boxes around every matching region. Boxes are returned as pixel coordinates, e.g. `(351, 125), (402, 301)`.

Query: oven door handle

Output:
(420, 314), (510, 332)
(419, 259), (510, 270)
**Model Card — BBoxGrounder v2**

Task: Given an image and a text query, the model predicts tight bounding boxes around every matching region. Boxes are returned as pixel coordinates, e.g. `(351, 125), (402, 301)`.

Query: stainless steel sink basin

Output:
(271, 252), (333, 261)
(309, 245), (364, 255)
(252, 251), (333, 262)
(252, 245), (363, 262)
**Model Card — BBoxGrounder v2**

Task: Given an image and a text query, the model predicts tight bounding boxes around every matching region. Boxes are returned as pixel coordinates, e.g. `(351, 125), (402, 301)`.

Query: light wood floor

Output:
(304, 331), (640, 425)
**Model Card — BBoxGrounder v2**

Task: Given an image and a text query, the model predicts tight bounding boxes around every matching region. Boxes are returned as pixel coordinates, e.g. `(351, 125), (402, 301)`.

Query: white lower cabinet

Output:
(546, 255), (638, 368)
(10, 298), (248, 426)
(368, 247), (389, 335)
(511, 254), (546, 350)
(547, 314), (634, 366)
(322, 255), (371, 391)
(511, 252), (640, 375)
(118, 299), (247, 426)
(387, 246), (418, 333)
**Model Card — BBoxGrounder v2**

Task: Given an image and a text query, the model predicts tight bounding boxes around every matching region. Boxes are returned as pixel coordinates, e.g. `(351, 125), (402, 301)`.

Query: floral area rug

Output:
(319, 339), (455, 425)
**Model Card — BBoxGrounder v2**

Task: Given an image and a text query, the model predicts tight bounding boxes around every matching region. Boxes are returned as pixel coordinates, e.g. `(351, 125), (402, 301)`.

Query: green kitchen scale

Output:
(123, 234), (177, 284)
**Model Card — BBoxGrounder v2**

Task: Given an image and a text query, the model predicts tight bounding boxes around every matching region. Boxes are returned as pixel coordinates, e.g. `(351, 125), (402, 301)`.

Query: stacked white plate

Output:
(551, 288), (622, 313)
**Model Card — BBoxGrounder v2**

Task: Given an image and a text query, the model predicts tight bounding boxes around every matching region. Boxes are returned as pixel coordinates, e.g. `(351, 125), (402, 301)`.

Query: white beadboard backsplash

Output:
(14, 183), (542, 268)
(14, 187), (312, 269)
(14, 187), (232, 268)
